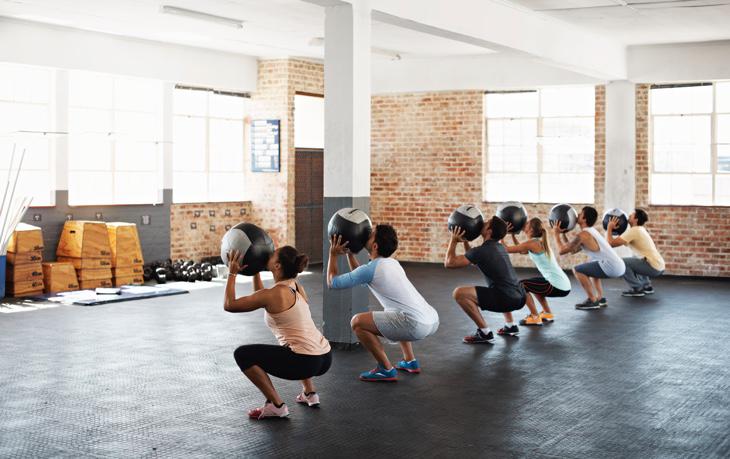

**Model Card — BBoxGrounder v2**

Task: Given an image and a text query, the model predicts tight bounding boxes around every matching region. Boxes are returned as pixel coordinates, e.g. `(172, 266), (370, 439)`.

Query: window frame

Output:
(649, 82), (729, 207)
(172, 85), (250, 204)
(483, 87), (596, 204)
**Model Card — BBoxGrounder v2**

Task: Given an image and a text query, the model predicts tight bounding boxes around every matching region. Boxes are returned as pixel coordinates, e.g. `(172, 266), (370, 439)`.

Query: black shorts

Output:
(234, 344), (332, 381)
(520, 277), (570, 298)
(475, 286), (525, 313)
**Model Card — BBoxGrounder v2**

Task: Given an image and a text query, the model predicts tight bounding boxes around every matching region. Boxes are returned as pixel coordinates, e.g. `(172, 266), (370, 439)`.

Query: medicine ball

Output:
(327, 208), (372, 253)
(153, 267), (167, 284)
(548, 204), (578, 233)
(220, 222), (275, 276)
(447, 205), (484, 241)
(496, 202), (528, 233)
(602, 208), (629, 236)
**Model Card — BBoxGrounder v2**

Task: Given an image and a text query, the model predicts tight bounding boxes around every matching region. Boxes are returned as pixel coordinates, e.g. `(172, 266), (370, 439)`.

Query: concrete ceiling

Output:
(506, 0), (730, 45)
(0, 0), (492, 59)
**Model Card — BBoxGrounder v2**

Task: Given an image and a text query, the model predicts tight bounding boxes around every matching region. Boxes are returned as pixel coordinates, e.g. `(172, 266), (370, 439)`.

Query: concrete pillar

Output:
(605, 81), (636, 256)
(322, 1), (372, 346)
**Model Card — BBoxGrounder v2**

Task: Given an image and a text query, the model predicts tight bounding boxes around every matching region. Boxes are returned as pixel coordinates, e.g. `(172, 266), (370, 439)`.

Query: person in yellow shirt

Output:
(606, 209), (665, 297)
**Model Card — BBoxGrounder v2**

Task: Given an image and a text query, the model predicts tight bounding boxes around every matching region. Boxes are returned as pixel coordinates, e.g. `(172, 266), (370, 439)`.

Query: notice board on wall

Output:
(251, 119), (281, 172)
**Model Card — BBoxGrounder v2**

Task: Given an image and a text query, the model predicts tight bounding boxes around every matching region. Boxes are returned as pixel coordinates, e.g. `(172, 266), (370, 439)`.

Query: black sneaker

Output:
(575, 298), (600, 310)
(643, 286), (655, 295)
(598, 297), (608, 307)
(497, 325), (519, 336)
(463, 329), (495, 344)
(622, 288), (645, 297)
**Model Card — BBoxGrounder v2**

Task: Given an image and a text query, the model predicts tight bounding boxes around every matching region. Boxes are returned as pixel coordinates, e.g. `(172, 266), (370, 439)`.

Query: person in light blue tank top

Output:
(502, 217), (571, 326)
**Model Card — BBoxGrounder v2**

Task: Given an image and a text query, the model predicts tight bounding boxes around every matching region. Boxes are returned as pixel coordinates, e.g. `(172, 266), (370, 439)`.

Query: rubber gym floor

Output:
(1, 263), (728, 458)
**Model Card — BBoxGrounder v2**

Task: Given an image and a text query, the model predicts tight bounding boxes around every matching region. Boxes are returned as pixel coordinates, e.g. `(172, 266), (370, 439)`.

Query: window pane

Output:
(718, 145), (730, 173)
(650, 85), (712, 115)
(68, 137), (112, 171)
(15, 103), (50, 132)
(116, 141), (159, 171)
(68, 171), (114, 205)
(717, 114), (730, 144)
(541, 87), (594, 117)
(295, 94), (324, 149)
(69, 71), (113, 109)
(715, 174), (730, 205)
(487, 119), (537, 174)
(115, 171), (160, 204)
(69, 108), (112, 134)
(114, 77), (162, 113)
(0, 63), (51, 103)
(174, 88), (207, 116)
(210, 93), (246, 119)
(209, 172), (246, 202)
(542, 117), (594, 173)
(115, 111), (160, 142)
(173, 116), (206, 171)
(717, 82), (730, 113)
(650, 173), (712, 205)
(209, 119), (243, 172)
(173, 171), (208, 203)
(485, 173), (538, 202)
(0, 137), (54, 206)
(485, 92), (538, 118)
(541, 173), (593, 204)
(652, 115), (711, 173)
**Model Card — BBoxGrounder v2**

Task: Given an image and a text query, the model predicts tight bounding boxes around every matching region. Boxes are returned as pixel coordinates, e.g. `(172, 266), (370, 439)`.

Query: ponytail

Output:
(528, 217), (552, 259)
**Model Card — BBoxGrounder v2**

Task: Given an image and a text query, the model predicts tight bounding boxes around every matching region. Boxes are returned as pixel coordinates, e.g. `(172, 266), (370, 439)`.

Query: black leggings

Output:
(234, 344), (332, 380)
(520, 277), (570, 298)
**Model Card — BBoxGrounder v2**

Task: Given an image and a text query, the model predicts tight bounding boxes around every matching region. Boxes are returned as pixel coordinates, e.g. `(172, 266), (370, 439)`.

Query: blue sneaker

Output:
(359, 364), (397, 382)
(395, 359), (421, 374)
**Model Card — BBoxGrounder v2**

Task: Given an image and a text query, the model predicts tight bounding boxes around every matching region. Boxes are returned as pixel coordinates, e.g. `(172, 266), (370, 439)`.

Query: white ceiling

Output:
(0, 0), (492, 59)
(505, 0), (730, 45)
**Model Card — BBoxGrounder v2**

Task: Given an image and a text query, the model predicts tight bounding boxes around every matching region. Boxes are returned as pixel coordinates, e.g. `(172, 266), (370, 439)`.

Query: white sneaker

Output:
(248, 402), (289, 419)
(296, 392), (320, 407)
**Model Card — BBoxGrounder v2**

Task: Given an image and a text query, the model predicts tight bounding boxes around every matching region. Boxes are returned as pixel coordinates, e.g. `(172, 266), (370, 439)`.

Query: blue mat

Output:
(27, 286), (189, 306)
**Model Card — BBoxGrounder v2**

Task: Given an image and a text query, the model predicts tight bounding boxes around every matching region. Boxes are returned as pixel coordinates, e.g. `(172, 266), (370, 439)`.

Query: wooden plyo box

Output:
(7, 223), (44, 253)
(76, 268), (113, 281)
(106, 223), (144, 267)
(112, 266), (144, 278)
(6, 279), (44, 297)
(57, 221), (112, 260)
(7, 250), (43, 265)
(79, 279), (113, 289)
(57, 256), (112, 270)
(42, 262), (79, 294)
(113, 275), (144, 287)
(6, 263), (43, 283)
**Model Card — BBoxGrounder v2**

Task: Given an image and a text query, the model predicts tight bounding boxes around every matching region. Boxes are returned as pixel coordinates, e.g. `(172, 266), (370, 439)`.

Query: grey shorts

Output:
(372, 311), (439, 342)
(574, 261), (609, 278)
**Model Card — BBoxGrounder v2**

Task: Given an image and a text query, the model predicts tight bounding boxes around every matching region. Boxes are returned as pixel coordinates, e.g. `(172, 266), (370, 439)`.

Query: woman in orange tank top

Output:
(224, 246), (332, 420)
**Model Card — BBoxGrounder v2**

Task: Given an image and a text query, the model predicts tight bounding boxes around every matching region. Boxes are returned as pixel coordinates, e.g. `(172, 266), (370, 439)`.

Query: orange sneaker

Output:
(539, 312), (554, 323)
(519, 314), (543, 326)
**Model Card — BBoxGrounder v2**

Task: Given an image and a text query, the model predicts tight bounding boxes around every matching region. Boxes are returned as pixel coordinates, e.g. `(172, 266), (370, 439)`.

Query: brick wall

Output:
(170, 202), (252, 260)
(635, 85), (730, 277)
(170, 59), (323, 260)
(371, 87), (606, 270)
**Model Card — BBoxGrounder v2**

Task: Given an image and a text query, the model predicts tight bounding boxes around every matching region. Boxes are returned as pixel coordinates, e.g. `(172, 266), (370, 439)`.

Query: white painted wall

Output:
(628, 41), (730, 83)
(0, 17), (258, 92)
(372, 54), (602, 94)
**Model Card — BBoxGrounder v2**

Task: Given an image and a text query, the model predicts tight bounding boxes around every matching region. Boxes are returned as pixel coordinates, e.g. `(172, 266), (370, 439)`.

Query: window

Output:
(67, 71), (163, 205)
(173, 86), (249, 203)
(0, 63), (55, 206)
(650, 83), (730, 206)
(295, 94), (324, 149)
(484, 87), (595, 203)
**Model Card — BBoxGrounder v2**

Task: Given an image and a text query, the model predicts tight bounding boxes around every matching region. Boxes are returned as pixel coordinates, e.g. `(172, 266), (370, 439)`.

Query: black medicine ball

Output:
(220, 222), (275, 276)
(327, 208), (372, 253)
(548, 204), (578, 233)
(447, 205), (484, 241)
(602, 208), (629, 236)
(496, 202), (528, 233)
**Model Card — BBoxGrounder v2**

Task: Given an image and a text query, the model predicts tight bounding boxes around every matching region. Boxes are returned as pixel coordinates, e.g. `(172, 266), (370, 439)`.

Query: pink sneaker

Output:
(296, 392), (320, 407)
(248, 402), (289, 420)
